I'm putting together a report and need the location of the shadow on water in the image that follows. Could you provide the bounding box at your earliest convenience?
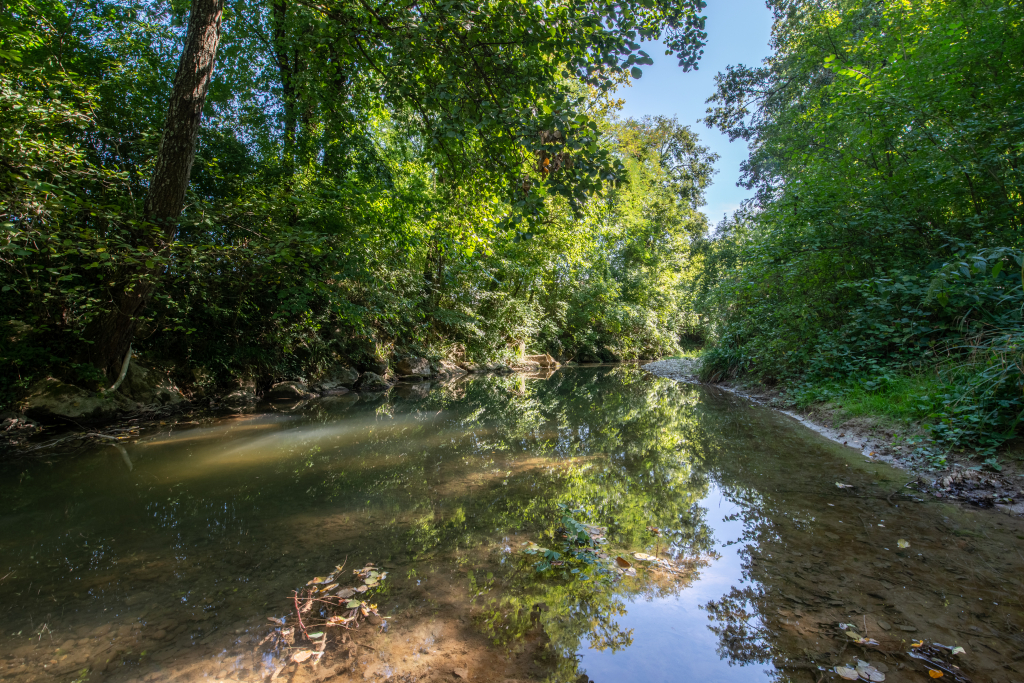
[0,367,1022,683]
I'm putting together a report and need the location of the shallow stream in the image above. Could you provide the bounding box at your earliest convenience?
[1,367,1022,683]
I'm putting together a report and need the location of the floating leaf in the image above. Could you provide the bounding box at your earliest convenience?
[835,666,859,680]
[356,585,368,593]
[950,646,965,656]
[306,577,326,586]
[836,482,853,489]
[911,640,924,648]
[292,650,314,663]
[267,617,284,625]
[614,556,632,569]
[928,671,943,679]
[307,631,325,639]
[323,583,338,592]
[897,539,910,549]
[346,599,361,608]
[336,588,356,598]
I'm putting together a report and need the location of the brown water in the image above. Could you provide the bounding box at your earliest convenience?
[1,367,1022,683]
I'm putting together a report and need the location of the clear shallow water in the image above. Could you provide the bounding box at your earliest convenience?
[1,367,1022,683]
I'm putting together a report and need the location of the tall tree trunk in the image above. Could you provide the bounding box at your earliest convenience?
[88,0,225,378]
[272,0,298,176]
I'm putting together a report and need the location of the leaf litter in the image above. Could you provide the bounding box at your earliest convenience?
[260,559,390,670]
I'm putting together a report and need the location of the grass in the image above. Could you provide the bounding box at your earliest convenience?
[796,372,946,425]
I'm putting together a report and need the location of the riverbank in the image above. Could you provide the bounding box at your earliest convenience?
[0,355,567,456]
[643,358,1024,516]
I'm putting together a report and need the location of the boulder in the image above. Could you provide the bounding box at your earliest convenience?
[456,362,479,373]
[118,363,186,407]
[354,372,390,392]
[395,356,431,377]
[314,366,359,394]
[221,383,258,408]
[434,360,468,381]
[357,357,389,375]
[524,354,560,369]
[267,381,313,401]
[21,378,132,423]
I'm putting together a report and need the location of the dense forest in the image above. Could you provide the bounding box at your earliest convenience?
[695,0,1024,458]
[2,0,1022,456]
[0,0,713,399]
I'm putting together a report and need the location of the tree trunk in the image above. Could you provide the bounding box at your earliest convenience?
[272,0,298,176]
[88,0,225,378]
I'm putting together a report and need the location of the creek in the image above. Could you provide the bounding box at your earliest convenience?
[1,366,1022,683]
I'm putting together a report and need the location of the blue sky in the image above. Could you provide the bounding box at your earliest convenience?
[617,0,775,225]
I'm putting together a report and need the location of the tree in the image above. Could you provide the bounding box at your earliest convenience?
[89,0,226,378]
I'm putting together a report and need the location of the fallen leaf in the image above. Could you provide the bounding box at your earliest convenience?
[356,585,368,593]
[323,583,338,592]
[267,617,284,625]
[897,539,910,549]
[614,556,632,569]
[911,640,924,648]
[845,630,863,640]
[836,482,854,489]
[346,599,361,608]
[336,588,356,598]
[307,631,325,639]
[950,646,965,656]
[835,665,859,680]
[928,670,943,679]
[292,650,314,663]
[306,577,327,585]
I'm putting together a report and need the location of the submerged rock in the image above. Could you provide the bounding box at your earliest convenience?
[21,378,132,423]
[267,381,313,401]
[355,372,390,392]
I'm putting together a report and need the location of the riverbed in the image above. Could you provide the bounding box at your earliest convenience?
[1,366,1021,683]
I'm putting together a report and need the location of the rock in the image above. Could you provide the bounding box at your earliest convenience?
[453,668,469,680]
[524,354,560,369]
[456,361,478,373]
[354,372,390,392]
[221,384,258,407]
[876,619,891,631]
[117,363,186,407]
[21,378,133,423]
[357,357,389,375]
[266,381,313,401]
[395,356,431,377]
[314,366,359,394]
[896,624,917,632]
[434,360,467,381]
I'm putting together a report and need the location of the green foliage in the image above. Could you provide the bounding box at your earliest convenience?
[0,0,716,406]
[694,0,1024,453]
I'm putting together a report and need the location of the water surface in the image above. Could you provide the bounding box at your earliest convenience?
[1,367,1022,683]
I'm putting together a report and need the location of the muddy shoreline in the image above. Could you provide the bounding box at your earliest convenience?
[642,358,1024,518]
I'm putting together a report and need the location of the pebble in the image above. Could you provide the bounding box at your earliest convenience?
[876,619,892,630]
